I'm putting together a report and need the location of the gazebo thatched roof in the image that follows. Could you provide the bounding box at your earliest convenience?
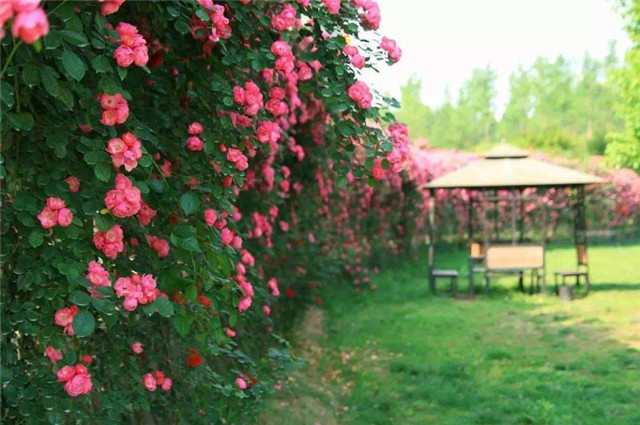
[423,143,602,190]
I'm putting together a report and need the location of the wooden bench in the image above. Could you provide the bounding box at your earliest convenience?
[553,244,590,294]
[430,269,459,294]
[483,245,545,294]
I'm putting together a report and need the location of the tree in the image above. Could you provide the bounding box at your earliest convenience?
[606,0,640,172]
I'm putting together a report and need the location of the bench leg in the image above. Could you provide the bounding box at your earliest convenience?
[452,276,458,295]
[468,262,474,295]
[576,274,580,288]
[585,273,590,293]
[518,271,524,293]
[429,273,436,294]
[554,273,558,295]
[484,274,490,295]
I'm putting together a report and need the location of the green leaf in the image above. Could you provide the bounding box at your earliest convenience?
[91,298,116,316]
[28,230,43,248]
[69,291,91,307]
[174,314,193,336]
[72,311,95,338]
[59,30,89,47]
[40,66,60,97]
[21,67,39,87]
[148,179,164,193]
[174,20,190,34]
[0,81,14,108]
[91,55,112,73]
[154,297,175,318]
[94,163,112,182]
[180,192,199,215]
[117,66,127,81]
[61,49,86,81]
[7,113,34,131]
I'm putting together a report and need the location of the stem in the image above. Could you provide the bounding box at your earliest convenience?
[0,0,71,77]
[1,41,22,78]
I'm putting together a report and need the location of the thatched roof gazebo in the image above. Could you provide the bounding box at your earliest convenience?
[421,143,602,295]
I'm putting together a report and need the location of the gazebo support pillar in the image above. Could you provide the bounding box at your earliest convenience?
[428,189,436,293]
[571,186,590,292]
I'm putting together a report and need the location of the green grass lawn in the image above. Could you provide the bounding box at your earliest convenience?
[260,242,640,425]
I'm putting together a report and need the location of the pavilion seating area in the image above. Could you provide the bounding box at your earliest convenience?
[424,143,600,296]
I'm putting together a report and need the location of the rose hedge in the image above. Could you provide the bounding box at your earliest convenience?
[0,1,415,424]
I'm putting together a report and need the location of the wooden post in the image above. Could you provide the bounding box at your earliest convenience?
[518,188,525,242]
[540,200,548,293]
[428,189,436,293]
[468,191,474,293]
[511,190,517,245]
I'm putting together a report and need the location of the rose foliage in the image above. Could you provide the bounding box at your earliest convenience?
[0,1,416,424]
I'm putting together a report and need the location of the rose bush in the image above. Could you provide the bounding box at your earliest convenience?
[0,0,413,424]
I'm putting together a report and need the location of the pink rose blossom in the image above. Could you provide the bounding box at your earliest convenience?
[45,346,63,364]
[57,208,73,227]
[323,0,341,14]
[236,376,248,389]
[188,122,203,135]
[107,132,142,171]
[54,305,78,336]
[65,176,80,193]
[225,328,236,338]
[64,372,93,397]
[104,174,141,217]
[93,225,125,259]
[348,81,373,109]
[187,136,204,151]
[131,342,144,354]
[238,296,252,312]
[98,0,126,15]
[142,373,157,392]
[204,208,217,226]
[56,366,76,382]
[11,7,49,44]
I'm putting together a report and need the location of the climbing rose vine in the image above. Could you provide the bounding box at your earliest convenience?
[0,0,416,423]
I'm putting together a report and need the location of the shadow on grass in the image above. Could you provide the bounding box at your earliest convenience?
[591,282,640,291]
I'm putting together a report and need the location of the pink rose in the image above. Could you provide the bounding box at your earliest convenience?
[262,305,272,316]
[161,378,172,391]
[225,328,236,338]
[114,45,134,67]
[122,297,138,311]
[188,122,203,135]
[11,7,49,44]
[57,208,73,227]
[131,342,144,354]
[271,41,292,57]
[348,81,373,109]
[86,261,111,288]
[371,158,384,180]
[238,296,252,312]
[46,197,65,211]
[64,372,93,397]
[56,366,76,382]
[323,0,341,14]
[37,207,58,229]
[54,306,77,328]
[204,208,217,226]
[187,136,204,151]
[45,346,63,364]
[236,376,247,389]
[142,373,157,391]
[220,228,233,245]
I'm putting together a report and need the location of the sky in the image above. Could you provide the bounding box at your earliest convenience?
[364,0,631,117]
